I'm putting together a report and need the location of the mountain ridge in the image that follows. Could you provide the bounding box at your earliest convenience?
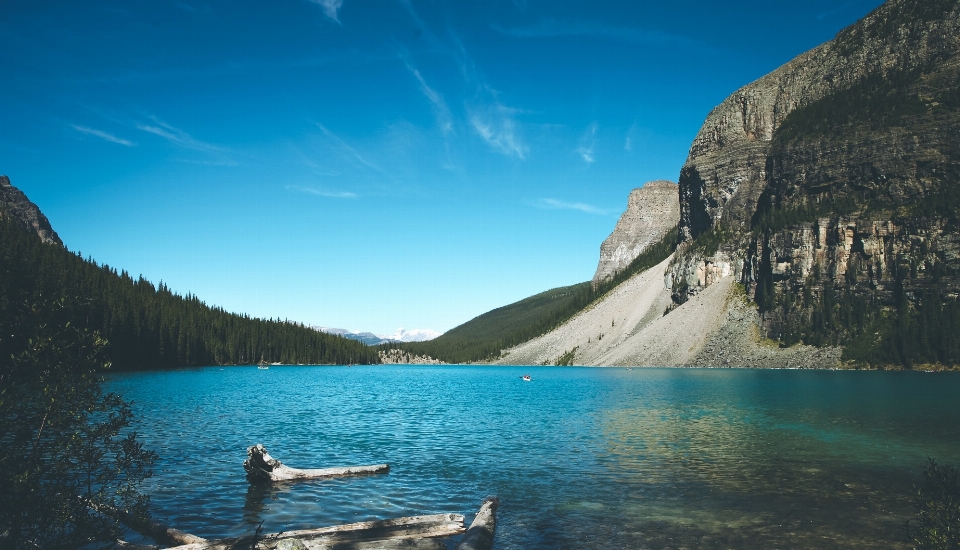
[0,175,62,246]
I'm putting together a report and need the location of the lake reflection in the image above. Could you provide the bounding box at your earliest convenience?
[108,366,960,549]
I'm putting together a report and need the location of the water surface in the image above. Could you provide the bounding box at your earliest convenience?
[107,366,960,549]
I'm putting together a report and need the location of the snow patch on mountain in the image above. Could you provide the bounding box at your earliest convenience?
[383,328,442,342]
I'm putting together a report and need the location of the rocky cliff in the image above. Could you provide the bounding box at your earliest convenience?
[668,0,960,366]
[0,175,62,246]
[592,180,679,286]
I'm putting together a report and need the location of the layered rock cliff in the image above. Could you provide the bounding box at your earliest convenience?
[676,0,960,244]
[0,175,62,246]
[592,180,679,286]
[668,0,960,365]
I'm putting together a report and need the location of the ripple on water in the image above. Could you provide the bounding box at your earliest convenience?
[107,366,960,549]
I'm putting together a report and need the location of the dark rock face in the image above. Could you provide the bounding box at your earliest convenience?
[667,0,960,362]
[0,175,62,246]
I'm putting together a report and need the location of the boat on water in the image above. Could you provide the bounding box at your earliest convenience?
[258,360,269,370]
[521,375,532,381]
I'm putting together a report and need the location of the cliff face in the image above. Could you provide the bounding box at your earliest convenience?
[593,180,679,286]
[0,175,62,246]
[668,0,960,364]
[677,0,960,243]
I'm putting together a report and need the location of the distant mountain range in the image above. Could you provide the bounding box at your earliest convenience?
[313,326,441,346]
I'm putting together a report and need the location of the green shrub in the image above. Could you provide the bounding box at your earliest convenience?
[908,459,960,550]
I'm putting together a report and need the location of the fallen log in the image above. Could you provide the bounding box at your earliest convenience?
[91,500,207,547]
[244,443,390,483]
[164,512,466,550]
[454,497,499,550]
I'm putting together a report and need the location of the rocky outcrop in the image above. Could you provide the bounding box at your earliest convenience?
[593,180,679,286]
[664,0,960,363]
[378,349,445,365]
[676,0,960,244]
[0,175,62,246]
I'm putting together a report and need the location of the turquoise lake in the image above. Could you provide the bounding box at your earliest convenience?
[107,366,960,549]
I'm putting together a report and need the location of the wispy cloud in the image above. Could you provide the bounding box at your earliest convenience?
[624,121,637,152]
[309,0,343,23]
[535,198,610,215]
[577,122,598,164]
[135,117,222,153]
[286,185,357,199]
[314,123,381,171]
[70,124,135,146]
[469,103,527,159]
[494,20,707,52]
[404,62,454,135]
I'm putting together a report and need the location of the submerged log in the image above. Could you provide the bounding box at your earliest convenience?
[243,443,390,483]
[164,512,466,550]
[92,501,207,547]
[454,497,499,550]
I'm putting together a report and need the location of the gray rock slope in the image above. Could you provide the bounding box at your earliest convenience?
[0,175,62,246]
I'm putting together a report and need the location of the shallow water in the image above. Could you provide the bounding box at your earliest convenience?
[107,366,960,549]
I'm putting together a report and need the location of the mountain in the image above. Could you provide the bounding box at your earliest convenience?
[0,175,62,246]
[483,0,960,368]
[387,328,441,342]
[665,0,960,367]
[313,326,441,345]
[593,180,679,286]
[394,230,676,364]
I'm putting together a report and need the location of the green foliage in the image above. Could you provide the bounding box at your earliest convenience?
[773,70,930,148]
[0,297,156,549]
[752,197,858,235]
[755,258,960,367]
[555,346,578,366]
[907,458,960,549]
[0,217,379,368]
[395,229,677,363]
[690,225,730,257]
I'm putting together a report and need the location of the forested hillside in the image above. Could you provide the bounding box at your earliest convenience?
[394,230,676,363]
[0,217,379,369]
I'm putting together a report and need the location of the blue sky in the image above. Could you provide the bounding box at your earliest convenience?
[1,0,884,335]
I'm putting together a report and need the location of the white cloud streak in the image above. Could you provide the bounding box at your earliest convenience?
[314,123,381,171]
[405,62,454,135]
[135,118,222,153]
[577,122,598,164]
[469,104,526,159]
[535,198,609,215]
[310,0,343,23]
[71,124,135,146]
[286,185,357,199]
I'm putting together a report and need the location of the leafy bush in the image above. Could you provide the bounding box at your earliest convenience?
[908,459,960,550]
[0,298,156,549]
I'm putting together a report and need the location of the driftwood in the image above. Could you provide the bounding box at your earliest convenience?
[164,512,466,549]
[91,500,207,547]
[244,444,390,483]
[454,497,499,550]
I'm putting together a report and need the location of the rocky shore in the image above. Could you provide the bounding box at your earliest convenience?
[378,349,445,365]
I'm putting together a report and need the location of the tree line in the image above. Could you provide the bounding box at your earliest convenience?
[0,216,380,370]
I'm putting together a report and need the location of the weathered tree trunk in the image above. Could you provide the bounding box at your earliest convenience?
[243,443,390,483]
[163,512,466,549]
[91,501,207,547]
[454,497,499,550]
